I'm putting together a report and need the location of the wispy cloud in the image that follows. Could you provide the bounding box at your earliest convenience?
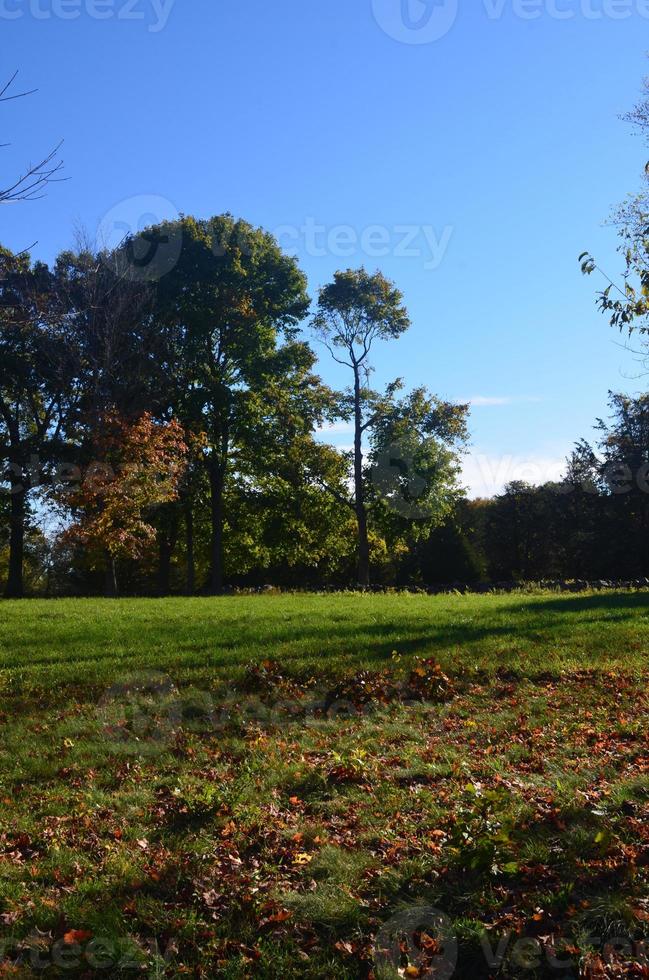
[468,396,512,407]
[465,395,543,407]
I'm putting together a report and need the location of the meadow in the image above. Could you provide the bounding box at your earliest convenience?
[0,592,648,977]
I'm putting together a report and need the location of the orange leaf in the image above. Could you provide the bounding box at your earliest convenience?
[63,929,92,945]
[265,910,292,925]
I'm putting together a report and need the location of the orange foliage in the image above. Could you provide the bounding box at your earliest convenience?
[63,413,187,563]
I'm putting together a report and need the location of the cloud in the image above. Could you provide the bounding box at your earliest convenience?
[466,395,542,407]
[462,452,567,499]
[468,396,512,407]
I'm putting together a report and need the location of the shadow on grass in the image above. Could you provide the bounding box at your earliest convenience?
[499,591,649,617]
[4,592,649,710]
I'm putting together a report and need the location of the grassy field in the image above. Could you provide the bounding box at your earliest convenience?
[0,592,648,977]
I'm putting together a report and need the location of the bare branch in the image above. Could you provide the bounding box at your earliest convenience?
[1,141,65,203]
[0,71,37,103]
[1,73,65,204]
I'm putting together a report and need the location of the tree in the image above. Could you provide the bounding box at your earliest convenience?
[228,380,353,586]
[482,482,556,581]
[30,244,186,597]
[52,247,166,430]
[59,412,187,596]
[312,269,411,586]
[0,487,50,594]
[581,71,649,336]
[0,246,77,598]
[154,215,311,593]
[464,407,649,584]
[368,385,469,539]
[406,519,485,586]
[1,72,64,205]
[587,392,649,576]
[153,430,207,596]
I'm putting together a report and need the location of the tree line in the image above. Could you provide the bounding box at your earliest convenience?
[454,394,649,584]
[0,218,470,597]
[3,69,649,598]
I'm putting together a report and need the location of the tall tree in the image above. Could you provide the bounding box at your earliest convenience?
[0,246,76,598]
[52,248,166,431]
[312,269,410,586]
[153,215,311,593]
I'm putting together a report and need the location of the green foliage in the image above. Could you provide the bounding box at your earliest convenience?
[368,385,469,537]
[449,783,517,874]
[406,520,485,585]
[466,391,649,583]
[582,73,649,334]
[312,267,410,350]
[312,268,468,586]
[148,214,326,591]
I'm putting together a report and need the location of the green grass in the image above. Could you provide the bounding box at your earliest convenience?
[0,592,648,977]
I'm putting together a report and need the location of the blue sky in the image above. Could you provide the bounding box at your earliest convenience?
[2,0,648,495]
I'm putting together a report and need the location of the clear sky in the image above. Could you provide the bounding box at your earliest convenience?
[2,0,648,495]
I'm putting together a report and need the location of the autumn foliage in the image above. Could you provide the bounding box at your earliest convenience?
[62,413,188,567]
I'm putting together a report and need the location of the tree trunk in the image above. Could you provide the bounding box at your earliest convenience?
[157,539,174,597]
[185,501,195,596]
[353,364,370,587]
[156,509,179,597]
[105,553,118,598]
[356,502,371,588]
[5,476,25,599]
[209,461,225,594]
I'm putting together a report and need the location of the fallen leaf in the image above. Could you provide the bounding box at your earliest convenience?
[293,852,313,865]
[63,929,92,945]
